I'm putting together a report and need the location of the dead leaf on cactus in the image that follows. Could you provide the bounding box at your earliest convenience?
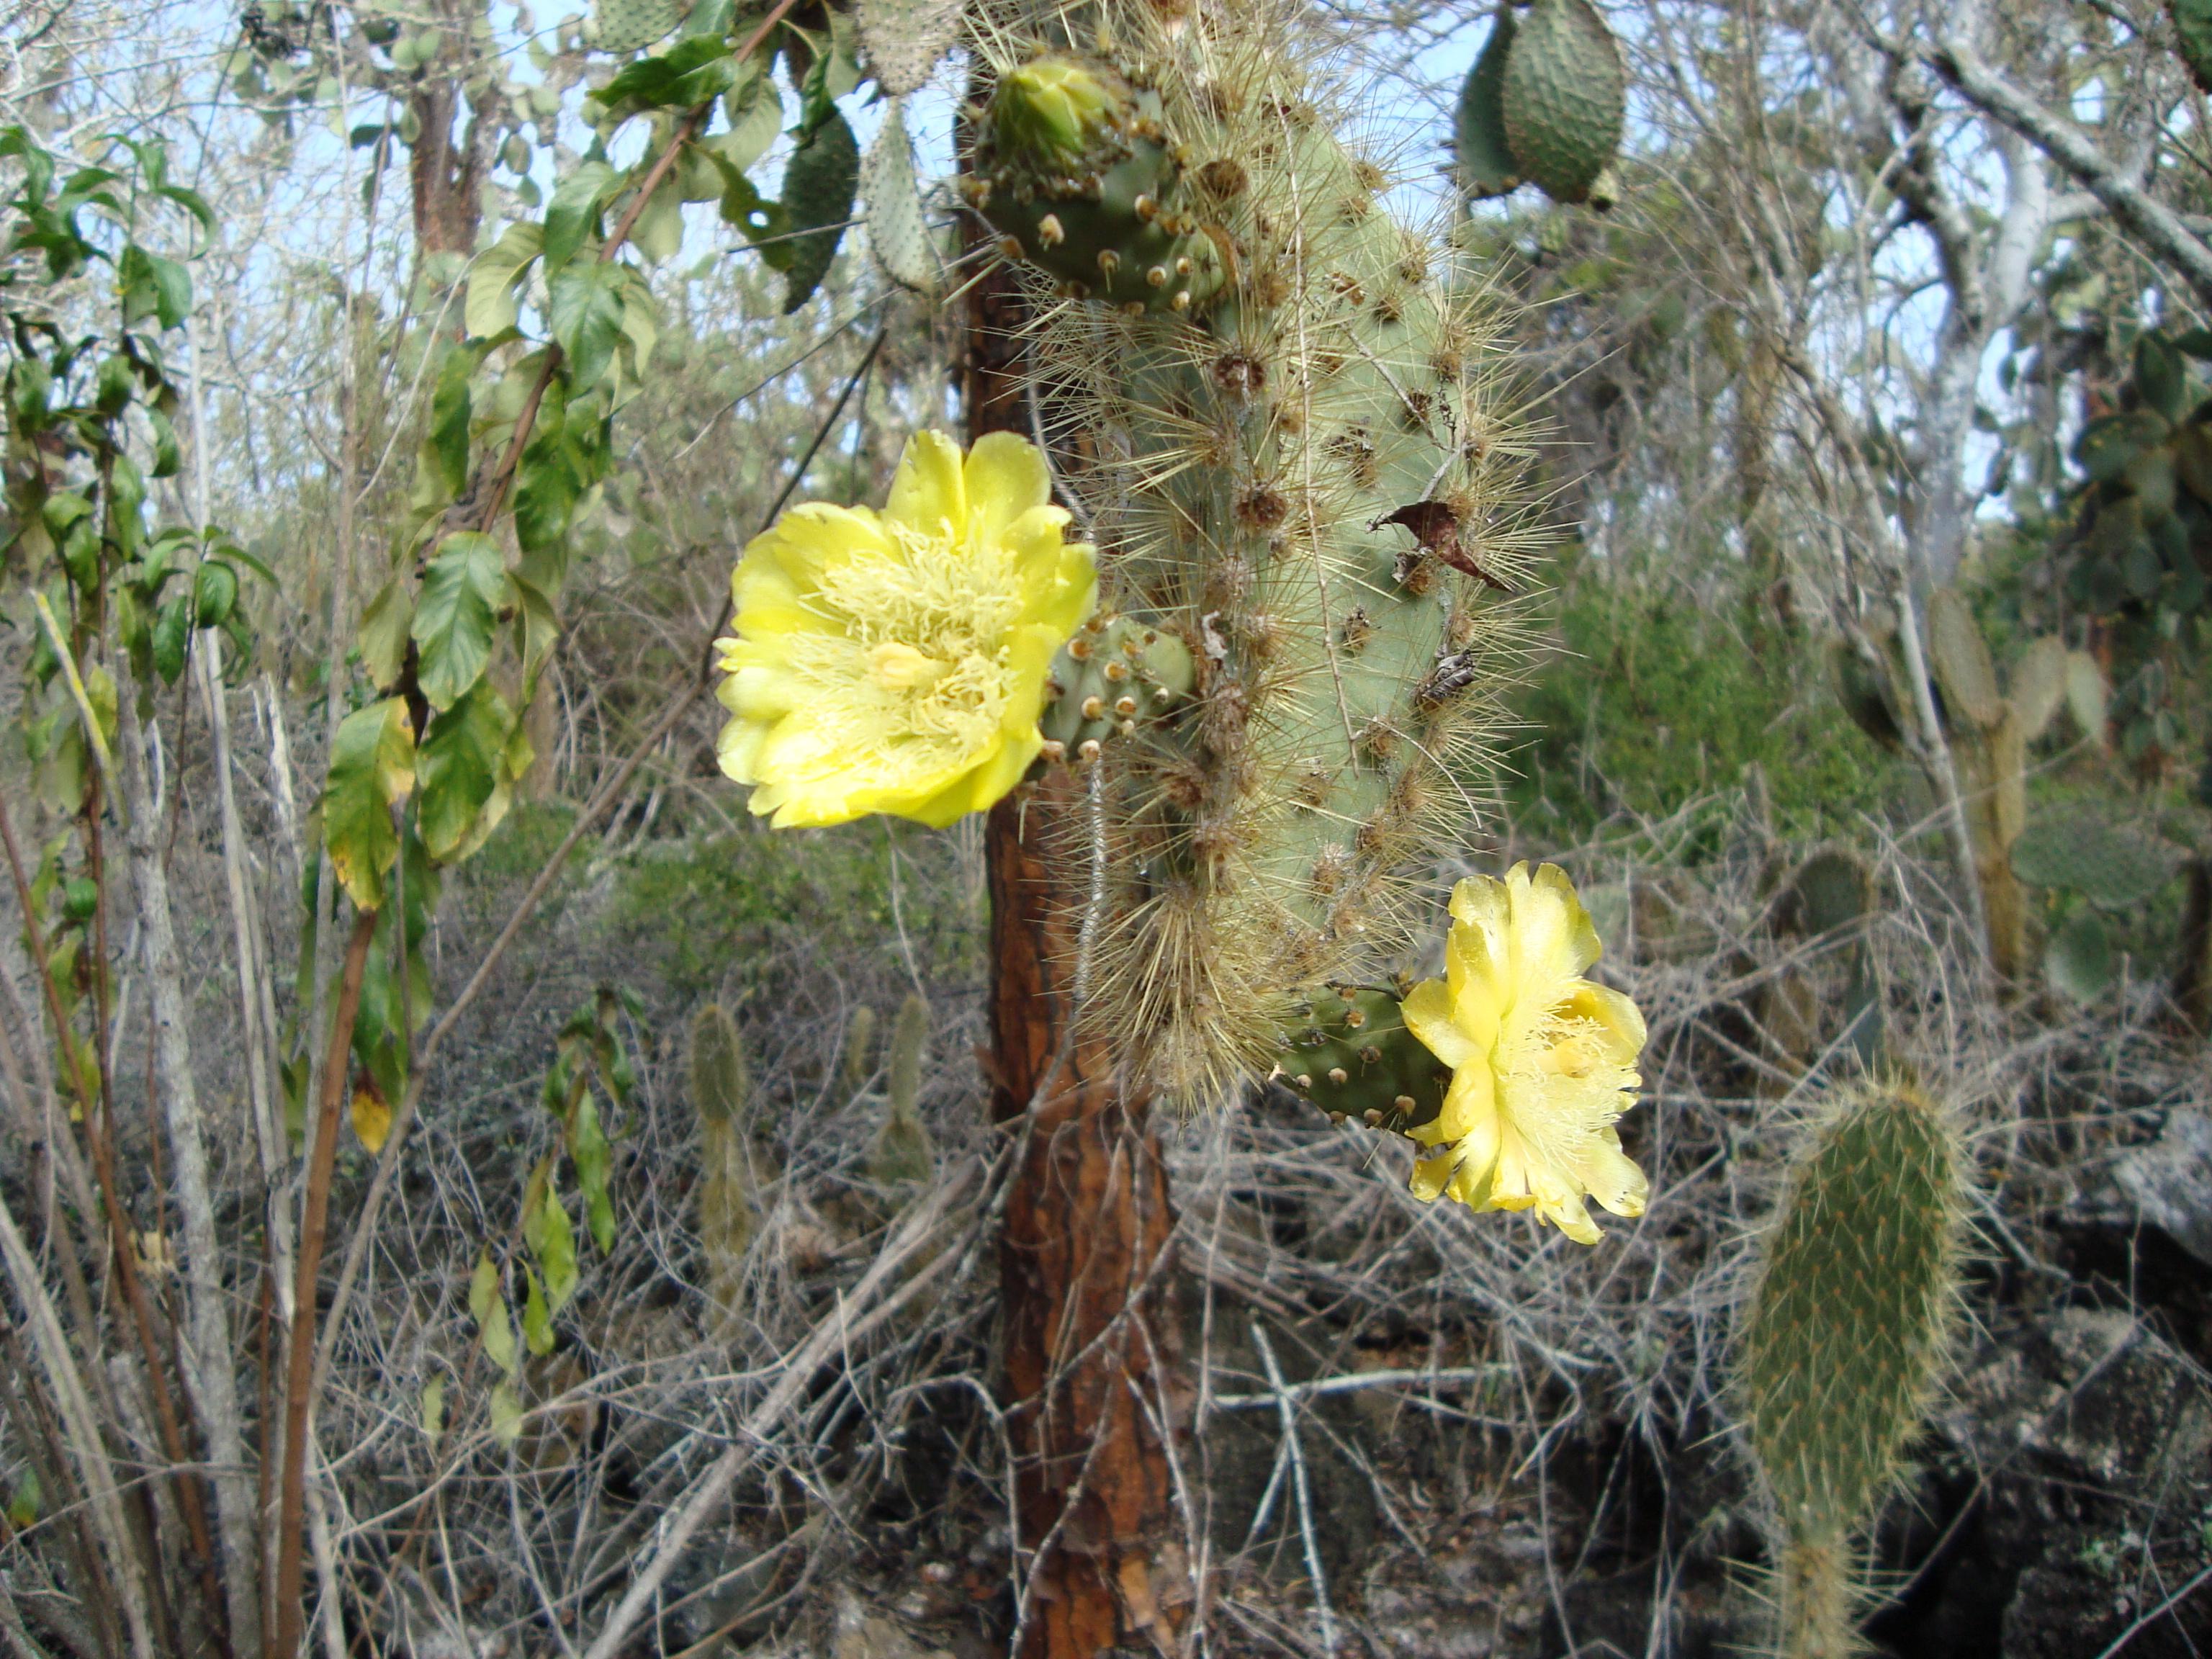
[1371,499,1514,591]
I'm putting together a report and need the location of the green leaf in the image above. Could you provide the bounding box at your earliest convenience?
[469,1251,518,1375]
[147,407,181,478]
[525,1175,579,1313]
[714,59,783,176]
[421,1375,446,1442]
[2177,0,2212,91]
[2075,411,2167,484]
[716,166,792,267]
[521,1265,555,1357]
[572,1087,615,1254]
[322,698,416,911]
[118,243,192,331]
[489,1380,524,1445]
[150,593,192,684]
[513,576,560,683]
[542,161,619,276]
[467,221,545,339]
[415,681,516,862]
[411,532,506,709]
[357,578,413,691]
[631,171,685,265]
[549,261,628,394]
[778,110,858,313]
[193,559,238,628]
[2138,332,2189,423]
[599,33,736,110]
[428,347,478,498]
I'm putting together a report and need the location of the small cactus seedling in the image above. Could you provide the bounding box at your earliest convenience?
[1738,1080,1969,1658]
[688,1003,760,1327]
[840,1002,879,1097]
[867,992,935,1190]
[969,0,1534,1099]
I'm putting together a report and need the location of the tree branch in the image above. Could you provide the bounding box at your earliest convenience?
[1929,35,2212,309]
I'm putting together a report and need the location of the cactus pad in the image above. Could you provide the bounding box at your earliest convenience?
[1272,984,1449,1133]
[1740,1080,1966,1650]
[968,0,1531,1097]
[1498,0,1624,206]
[2008,804,2180,909]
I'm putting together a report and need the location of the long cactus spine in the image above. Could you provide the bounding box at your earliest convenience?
[1738,1080,1969,1658]
[970,0,1529,1100]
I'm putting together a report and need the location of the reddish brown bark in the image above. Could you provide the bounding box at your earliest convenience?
[969,224,1192,1653]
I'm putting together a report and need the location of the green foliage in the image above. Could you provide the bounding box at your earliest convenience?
[2174,0,2212,94]
[1740,1080,1969,1658]
[1515,591,1895,835]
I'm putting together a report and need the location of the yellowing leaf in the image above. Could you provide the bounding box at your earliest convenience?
[489,1380,525,1447]
[350,1085,393,1153]
[322,698,416,910]
[416,681,517,863]
[465,220,544,339]
[421,1375,445,1442]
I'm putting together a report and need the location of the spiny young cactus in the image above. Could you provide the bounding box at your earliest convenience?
[840,1002,879,1097]
[688,1003,759,1326]
[1739,1079,1969,1658]
[966,0,1532,1100]
[868,991,935,1190]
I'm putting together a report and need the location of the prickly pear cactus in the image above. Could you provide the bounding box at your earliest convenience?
[966,0,1529,1098]
[1739,1080,1969,1658]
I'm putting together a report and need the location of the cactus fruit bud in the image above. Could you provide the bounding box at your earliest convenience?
[1740,1079,1969,1658]
[992,54,1130,174]
[974,52,1226,311]
[1274,985,1449,1131]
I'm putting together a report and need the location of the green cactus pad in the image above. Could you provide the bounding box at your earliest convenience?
[1741,1082,1966,1537]
[594,0,688,54]
[2008,804,2180,909]
[1273,986,1450,1133]
[1498,0,1624,206]
[975,1,1528,1097]
[1453,8,1521,199]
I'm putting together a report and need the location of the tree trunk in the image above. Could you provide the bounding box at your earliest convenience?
[968,240,1192,1653]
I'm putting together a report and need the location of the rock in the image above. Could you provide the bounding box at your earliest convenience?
[2113,1110,2212,1265]
[1894,1308,2212,1658]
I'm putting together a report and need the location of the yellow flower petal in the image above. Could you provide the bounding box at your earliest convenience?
[886,430,966,537]
[1398,864,1650,1245]
[964,431,1053,542]
[714,431,1097,830]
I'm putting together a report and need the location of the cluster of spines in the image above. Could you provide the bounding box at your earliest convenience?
[1737,1079,1969,1657]
[972,0,1533,1097]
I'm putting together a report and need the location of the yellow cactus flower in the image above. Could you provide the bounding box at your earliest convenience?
[714,430,1097,830]
[1399,863,1650,1244]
